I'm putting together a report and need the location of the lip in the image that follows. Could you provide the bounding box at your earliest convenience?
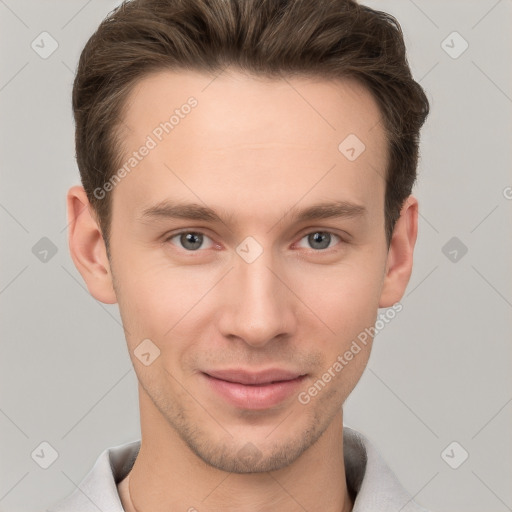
[205,368,304,385]
[201,369,307,410]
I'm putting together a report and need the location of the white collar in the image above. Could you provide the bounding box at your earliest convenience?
[48,426,429,511]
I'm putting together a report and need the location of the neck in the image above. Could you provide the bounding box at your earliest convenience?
[120,385,353,512]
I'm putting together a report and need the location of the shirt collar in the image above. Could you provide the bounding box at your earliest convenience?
[48,427,428,512]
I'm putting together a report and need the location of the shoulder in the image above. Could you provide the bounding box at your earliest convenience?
[343,426,433,512]
[47,440,140,512]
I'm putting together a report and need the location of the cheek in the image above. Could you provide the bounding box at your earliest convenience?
[290,257,384,335]
[113,260,216,368]
[113,263,173,347]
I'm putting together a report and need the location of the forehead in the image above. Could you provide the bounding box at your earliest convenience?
[121,68,386,150]
[114,68,388,222]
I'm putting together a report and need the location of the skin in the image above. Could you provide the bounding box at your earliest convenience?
[67,68,418,512]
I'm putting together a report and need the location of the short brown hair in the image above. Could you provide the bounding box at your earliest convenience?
[72,0,429,254]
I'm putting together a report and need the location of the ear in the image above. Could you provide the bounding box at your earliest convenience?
[67,185,117,304]
[379,195,418,307]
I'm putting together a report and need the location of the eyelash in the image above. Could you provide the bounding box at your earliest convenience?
[163,229,345,253]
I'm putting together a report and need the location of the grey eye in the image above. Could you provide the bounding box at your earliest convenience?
[296,231,341,250]
[167,231,215,251]
[180,232,203,250]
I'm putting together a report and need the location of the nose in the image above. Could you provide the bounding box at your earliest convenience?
[217,248,297,348]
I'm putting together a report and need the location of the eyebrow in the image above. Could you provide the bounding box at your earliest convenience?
[137,199,367,227]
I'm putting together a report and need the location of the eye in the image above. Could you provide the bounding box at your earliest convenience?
[164,230,343,252]
[165,231,215,251]
[296,231,342,251]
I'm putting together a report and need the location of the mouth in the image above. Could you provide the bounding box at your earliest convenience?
[204,368,306,384]
[201,369,307,410]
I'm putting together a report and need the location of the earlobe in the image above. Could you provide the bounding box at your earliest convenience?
[378,195,418,308]
[67,185,117,304]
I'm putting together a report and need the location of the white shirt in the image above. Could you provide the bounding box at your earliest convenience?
[48,427,430,511]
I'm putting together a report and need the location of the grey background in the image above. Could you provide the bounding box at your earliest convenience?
[0,1,510,511]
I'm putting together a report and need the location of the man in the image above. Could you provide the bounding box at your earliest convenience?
[49,0,430,510]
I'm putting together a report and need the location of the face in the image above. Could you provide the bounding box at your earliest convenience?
[75,68,408,473]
